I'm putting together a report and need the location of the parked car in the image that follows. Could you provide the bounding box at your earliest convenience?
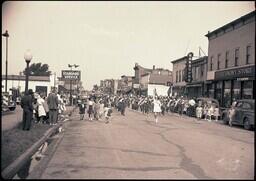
[222,99,255,130]
[1,92,16,112]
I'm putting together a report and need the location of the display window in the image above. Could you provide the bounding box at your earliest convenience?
[242,80,253,99]
[223,81,231,108]
[215,81,222,106]
[233,80,241,101]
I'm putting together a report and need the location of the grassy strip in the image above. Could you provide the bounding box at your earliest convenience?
[1,121,51,171]
[1,107,75,172]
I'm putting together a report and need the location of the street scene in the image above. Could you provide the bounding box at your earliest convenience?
[1,1,255,180]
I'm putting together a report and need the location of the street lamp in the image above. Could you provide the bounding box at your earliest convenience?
[68,64,79,106]
[24,50,33,93]
[2,30,9,93]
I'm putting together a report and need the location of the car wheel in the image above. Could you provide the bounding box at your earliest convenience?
[243,118,251,130]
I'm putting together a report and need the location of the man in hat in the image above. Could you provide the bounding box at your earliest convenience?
[21,89,34,130]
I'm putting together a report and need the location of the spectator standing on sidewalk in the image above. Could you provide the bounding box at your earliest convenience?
[196,102,203,120]
[37,93,46,124]
[21,89,34,131]
[228,104,236,127]
[47,89,59,125]
[42,95,49,124]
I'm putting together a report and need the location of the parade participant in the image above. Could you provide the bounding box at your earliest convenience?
[79,99,86,120]
[21,89,34,131]
[104,104,113,124]
[37,93,46,124]
[87,98,94,121]
[120,98,127,116]
[153,95,162,123]
[94,99,101,120]
[207,104,214,122]
[99,100,105,120]
[47,89,59,125]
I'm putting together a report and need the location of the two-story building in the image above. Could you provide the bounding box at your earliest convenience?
[171,56,187,96]
[186,56,208,98]
[133,63,172,96]
[205,10,255,108]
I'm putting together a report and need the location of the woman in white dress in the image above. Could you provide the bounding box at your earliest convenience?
[153,96,162,123]
[37,94,46,123]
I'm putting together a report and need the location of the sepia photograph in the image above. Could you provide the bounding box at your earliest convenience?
[1,1,255,179]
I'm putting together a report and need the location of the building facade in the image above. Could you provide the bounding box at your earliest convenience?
[133,63,172,96]
[1,74,55,96]
[171,56,187,96]
[205,11,255,108]
[186,56,208,98]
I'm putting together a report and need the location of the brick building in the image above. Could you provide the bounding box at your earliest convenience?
[205,10,255,108]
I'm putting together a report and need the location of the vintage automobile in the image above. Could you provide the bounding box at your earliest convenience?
[1,92,16,112]
[222,99,255,130]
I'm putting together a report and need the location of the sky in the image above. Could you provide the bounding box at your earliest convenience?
[2,1,255,90]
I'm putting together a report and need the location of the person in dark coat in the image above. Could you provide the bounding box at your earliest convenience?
[20,89,34,131]
[47,90,59,125]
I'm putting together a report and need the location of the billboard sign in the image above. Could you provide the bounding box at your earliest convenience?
[62,70,81,80]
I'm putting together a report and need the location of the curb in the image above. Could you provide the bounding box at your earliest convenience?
[1,108,74,179]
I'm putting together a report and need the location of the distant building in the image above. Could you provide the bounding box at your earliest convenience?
[205,10,255,108]
[133,63,172,96]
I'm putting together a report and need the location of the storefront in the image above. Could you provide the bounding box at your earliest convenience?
[206,65,255,108]
[186,82,205,98]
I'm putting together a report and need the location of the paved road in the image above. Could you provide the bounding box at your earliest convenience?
[40,109,254,179]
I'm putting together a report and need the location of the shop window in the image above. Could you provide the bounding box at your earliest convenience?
[225,51,229,68]
[235,48,239,67]
[201,64,204,76]
[232,80,241,101]
[242,80,253,99]
[176,71,178,83]
[207,84,214,98]
[215,81,222,106]
[223,81,231,108]
[246,45,251,64]
[242,102,251,109]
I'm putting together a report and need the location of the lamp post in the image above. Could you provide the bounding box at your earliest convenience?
[24,50,33,93]
[68,64,79,106]
[2,30,9,93]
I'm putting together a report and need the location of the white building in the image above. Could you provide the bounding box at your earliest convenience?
[1,74,55,96]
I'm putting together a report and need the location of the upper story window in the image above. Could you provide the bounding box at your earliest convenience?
[225,51,229,68]
[217,54,221,70]
[210,56,213,71]
[235,48,239,67]
[201,64,204,76]
[176,71,178,83]
[179,70,181,82]
[246,45,251,64]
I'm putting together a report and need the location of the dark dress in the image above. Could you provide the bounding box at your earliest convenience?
[79,103,86,114]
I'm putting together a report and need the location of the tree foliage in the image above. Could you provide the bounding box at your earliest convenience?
[23,63,51,76]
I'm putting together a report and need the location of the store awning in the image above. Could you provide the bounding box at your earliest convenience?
[186,83,202,88]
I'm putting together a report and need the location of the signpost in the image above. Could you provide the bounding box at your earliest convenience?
[61,70,81,80]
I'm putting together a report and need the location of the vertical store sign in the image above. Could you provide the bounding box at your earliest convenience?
[187,52,193,83]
